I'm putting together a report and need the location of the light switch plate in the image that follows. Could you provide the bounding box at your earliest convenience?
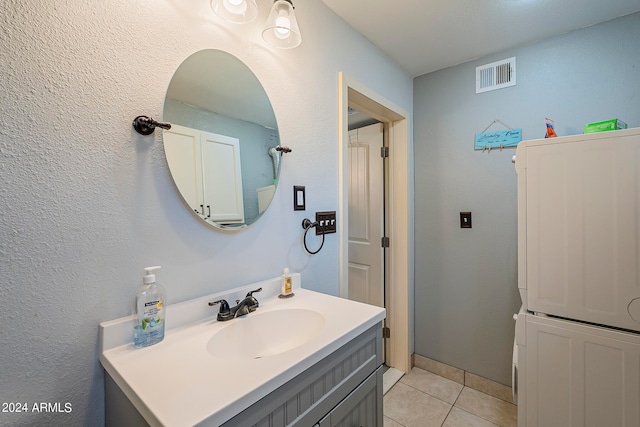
[316,211,337,235]
[460,212,472,228]
[294,186,305,211]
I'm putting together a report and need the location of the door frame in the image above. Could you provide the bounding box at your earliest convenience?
[338,72,413,374]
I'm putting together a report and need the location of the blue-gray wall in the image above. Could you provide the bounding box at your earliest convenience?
[0,1,412,425]
[413,12,640,385]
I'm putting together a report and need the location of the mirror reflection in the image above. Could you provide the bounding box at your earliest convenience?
[163,49,280,230]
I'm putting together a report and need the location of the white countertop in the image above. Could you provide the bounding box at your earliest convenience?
[99,274,386,426]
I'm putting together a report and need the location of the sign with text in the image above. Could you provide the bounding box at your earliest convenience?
[474,129,522,150]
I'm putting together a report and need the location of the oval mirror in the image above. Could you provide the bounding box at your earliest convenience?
[163,49,281,230]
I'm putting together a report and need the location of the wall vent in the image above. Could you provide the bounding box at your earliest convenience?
[476,57,516,94]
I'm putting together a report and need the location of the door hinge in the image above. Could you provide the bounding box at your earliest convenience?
[381,146,389,158]
[381,236,390,248]
[382,326,391,338]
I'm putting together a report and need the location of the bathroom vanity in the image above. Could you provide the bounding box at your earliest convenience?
[99,274,385,426]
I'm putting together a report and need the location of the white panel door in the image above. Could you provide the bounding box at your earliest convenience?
[200,131,244,224]
[348,123,384,308]
[524,314,640,427]
[523,130,640,331]
[163,125,203,213]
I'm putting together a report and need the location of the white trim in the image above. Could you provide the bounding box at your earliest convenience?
[338,72,413,374]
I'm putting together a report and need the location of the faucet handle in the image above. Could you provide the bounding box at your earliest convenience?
[245,287,262,312]
[246,287,262,297]
[208,299,230,315]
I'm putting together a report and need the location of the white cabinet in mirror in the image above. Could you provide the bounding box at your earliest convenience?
[164,124,245,225]
[163,49,281,230]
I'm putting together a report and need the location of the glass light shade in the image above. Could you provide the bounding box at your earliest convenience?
[262,0,302,49]
[210,0,258,24]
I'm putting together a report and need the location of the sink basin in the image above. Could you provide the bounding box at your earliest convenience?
[207,309,326,360]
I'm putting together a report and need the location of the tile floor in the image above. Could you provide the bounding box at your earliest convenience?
[384,367,517,427]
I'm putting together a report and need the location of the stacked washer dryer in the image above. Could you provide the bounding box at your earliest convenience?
[513,127,640,426]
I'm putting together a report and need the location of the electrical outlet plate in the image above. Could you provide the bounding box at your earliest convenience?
[315,211,336,235]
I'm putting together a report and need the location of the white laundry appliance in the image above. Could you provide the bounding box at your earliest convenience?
[513,128,640,427]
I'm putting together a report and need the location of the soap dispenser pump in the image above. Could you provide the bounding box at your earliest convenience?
[133,266,166,348]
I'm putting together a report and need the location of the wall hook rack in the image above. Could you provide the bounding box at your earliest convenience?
[132,115,172,135]
[474,118,522,152]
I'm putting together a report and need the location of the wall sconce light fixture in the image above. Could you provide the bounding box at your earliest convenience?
[262,0,302,49]
[211,0,302,49]
[210,0,258,24]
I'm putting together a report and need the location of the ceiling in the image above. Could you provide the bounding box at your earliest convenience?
[322,0,640,77]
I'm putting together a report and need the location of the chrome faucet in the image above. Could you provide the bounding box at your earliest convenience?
[208,287,262,321]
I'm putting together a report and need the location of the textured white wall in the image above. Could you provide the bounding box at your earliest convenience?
[0,0,412,424]
[413,12,640,386]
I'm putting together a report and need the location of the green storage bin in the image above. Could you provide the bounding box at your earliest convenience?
[584,119,627,134]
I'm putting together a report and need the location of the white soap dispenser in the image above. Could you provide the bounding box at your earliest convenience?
[133,266,166,348]
[279,267,294,298]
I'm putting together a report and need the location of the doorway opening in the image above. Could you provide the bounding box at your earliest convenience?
[338,73,413,382]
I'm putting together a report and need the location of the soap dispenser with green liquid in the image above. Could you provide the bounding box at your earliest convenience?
[133,266,166,348]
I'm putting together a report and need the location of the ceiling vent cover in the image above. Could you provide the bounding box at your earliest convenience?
[476,57,516,94]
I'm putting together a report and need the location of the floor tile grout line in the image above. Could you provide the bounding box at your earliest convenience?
[438,385,464,427]
[417,365,514,405]
[453,387,513,427]
[387,376,514,427]
[395,378,462,427]
[455,408,503,427]
[410,366,517,407]
[384,413,408,427]
[440,405,454,427]
[397,378,458,407]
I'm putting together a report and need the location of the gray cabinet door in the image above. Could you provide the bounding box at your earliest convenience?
[318,367,383,427]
